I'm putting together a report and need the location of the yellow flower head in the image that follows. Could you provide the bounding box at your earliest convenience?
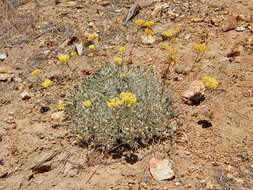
[134,19,145,27]
[31,69,43,77]
[174,26,182,34]
[113,56,122,65]
[144,28,155,36]
[87,53,94,57]
[120,92,137,107]
[57,100,65,111]
[162,31,173,38]
[41,79,53,88]
[87,33,98,41]
[161,43,170,50]
[119,46,126,54]
[107,98,124,109]
[201,76,218,90]
[193,44,208,53]
[161,43,177,54]
[144,21,155,28]
[58,54,70,64]
[70,51,78,57]
[82,100,92,108]
[88,44,96,50]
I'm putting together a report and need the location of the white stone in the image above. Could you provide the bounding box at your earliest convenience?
[235,26,246,32]
[0,53,7,61]
[20,91,32,100]
[142,35,156,45]
[51,111,65,122]
[75,43,83,56]
[149,158,175,181]
[182,80,205,105]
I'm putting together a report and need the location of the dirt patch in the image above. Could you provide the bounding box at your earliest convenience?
[0,0,253,189]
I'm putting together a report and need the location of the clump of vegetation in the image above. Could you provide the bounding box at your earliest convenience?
[161,26,182,40]
[161,43,177,64]
[201,76,218,90]
[64,63,174,152]
[192,43,208,63]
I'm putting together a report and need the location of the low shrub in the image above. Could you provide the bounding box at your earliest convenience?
[65,63,174,152]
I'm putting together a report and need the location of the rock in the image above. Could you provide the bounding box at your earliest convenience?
[151,3,169,17]
[182,80,205,105]
[51,111,65,121]
[137,0,154,8]
[0,66,14,74]
[223,15,239,32]
[97,0,110,6]
[227,44,243,57]
[14,77,22,83]
[175,64,191,75]
[0,66,15,82]
[0,73,14,82]
[184,34,191,40]
[149,158,175,181]
[20,91,32,100]
[235,26,246,32]
[75,43,83,56]
[142,35,156,45]
[0,52,7,61]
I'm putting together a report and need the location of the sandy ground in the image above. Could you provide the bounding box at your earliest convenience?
[0,0,253,189]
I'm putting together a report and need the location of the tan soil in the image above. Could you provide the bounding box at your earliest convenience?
[0,0,253,189]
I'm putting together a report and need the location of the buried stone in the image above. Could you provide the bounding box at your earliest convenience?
[182,80,205,105]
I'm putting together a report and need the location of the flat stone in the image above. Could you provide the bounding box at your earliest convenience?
[175,64,191,75]
[149,158,175,181]
[51,111,65,122]
[0,73,14,82]
[20,91,32,100]
[0,53,7,61]
[75,43,83,56]
[182,80,205,105]
[151,3,169,17]
[142,35,156,45]
[235,26,246,32]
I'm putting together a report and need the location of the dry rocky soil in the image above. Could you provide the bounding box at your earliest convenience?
[0,0,253,189]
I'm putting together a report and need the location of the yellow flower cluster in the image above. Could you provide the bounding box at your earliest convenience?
[31,69,43,77]
[119,46,126,54]
[82,100,92,108]
[107,97,124,109]
[193,44,208,53]
[41,79,53,88]
[135,19,155,28]
[113,56,122,65]
[134,19,145,26]
[107,92,137,109]
[70,51,78,57]
[144,28,155,36]
[57,100,65,111]
[162,31,173,38]
[144,21,155,28]
[161,43,177,61]
[162,26,181,39]
[87,33,98,41]
[119,92,137,107]
[88,44,96,50]
[58,54,70,64]
[135,19,156,36]
[201,76,218,90]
